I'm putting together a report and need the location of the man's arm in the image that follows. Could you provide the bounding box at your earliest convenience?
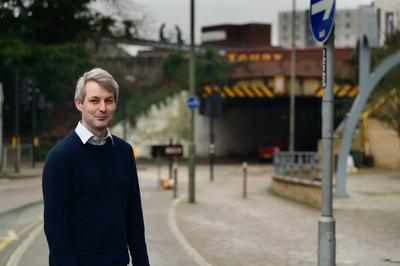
[127,150,150,266]
[42,150,79,266]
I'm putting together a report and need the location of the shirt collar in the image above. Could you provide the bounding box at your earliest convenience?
[75,122,114,145]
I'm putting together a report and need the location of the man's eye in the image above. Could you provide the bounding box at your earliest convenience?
[106,99,114,103]
[90,100,98,103]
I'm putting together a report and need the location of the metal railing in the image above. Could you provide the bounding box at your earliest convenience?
[2,144,34,169]
[273,152,321,182]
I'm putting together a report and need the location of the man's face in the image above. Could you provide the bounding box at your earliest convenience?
[75,81,117,135]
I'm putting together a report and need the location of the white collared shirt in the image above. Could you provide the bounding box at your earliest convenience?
[75,122,114,146]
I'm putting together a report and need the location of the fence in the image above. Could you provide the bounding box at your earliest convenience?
[273,152,321,182]
[2,144,34,168]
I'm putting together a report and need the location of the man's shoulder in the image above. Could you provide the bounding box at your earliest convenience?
[48,131,80,156]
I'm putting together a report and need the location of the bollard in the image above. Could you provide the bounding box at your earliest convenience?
[242,162,248,198]
[157,150,162,188]
[173,162,178,198]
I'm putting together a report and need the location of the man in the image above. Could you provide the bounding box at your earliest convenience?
[42,68,150,266]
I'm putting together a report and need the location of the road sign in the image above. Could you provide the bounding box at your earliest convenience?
[186,96,200,109]
[310,0,335,43]
[273,75,286,94]
[165,146,182,155]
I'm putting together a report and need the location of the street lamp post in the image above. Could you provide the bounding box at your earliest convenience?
[188,0,196,203]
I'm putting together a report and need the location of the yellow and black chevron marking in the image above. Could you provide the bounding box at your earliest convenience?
[315,84,359,98]
[203,86,275,98]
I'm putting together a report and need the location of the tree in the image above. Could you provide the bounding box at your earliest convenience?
[121,47,241,127]
[0,0,150,139]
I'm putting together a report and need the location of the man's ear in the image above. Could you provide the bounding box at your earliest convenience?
[75,99,83,112]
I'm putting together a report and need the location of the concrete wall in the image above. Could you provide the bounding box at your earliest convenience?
[111,90,191,158]
[271,176,322,208]
[367,118,400,170]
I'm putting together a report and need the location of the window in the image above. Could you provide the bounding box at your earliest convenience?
[295,35,300,40]
[345,23,350,29]
[283,35,287,41]
[283,25,287,31]
[345,34,350,39]
[345,12,350,18]
[283,14,288,21]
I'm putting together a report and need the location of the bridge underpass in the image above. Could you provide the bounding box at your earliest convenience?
[195,85,357,158]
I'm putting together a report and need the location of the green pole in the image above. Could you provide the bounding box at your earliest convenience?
[188,0,196,203]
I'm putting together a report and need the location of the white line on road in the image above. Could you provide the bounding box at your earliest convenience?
[5,222,43,266]
[168,195,213,266]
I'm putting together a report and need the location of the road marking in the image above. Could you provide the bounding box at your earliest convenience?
[168,195,213,266]
[7,230,18,240]
[0,217,43,252]
[5,222,43,266]
[16,215,43,225]
[0,230,17,240]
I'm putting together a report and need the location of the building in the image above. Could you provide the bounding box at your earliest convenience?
[201,23,272,48]
[375,0,400,45]
[278,9,358,48]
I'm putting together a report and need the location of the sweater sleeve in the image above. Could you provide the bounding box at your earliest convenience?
[126,149,150,266]
[42,149,78,266]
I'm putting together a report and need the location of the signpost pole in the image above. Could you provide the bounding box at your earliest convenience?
[318,23,335,266]
[209,90,214,182]
[188,0,196,203]
[309,0,336,264]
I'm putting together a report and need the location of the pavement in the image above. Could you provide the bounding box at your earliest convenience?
[0,160,400,266]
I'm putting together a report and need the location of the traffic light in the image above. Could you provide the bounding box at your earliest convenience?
[200,89,222,117]
[19,77,31,108]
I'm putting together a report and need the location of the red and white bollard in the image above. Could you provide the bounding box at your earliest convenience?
[243,162,248,198]
[365,139,370,158]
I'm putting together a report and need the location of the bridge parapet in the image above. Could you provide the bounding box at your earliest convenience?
[271,152,322,208]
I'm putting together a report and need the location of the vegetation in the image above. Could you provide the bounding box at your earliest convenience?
[368,30,400,138]
[123,47,241,126]
[0,0,148,140]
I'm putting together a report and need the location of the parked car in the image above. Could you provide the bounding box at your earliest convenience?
[258,146,280,161]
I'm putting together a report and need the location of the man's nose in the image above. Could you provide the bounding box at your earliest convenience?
[99,101,107,111]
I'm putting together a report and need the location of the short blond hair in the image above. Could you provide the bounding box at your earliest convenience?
[75,68,119,102]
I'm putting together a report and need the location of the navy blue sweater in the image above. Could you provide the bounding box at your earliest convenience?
[42,131,150,266]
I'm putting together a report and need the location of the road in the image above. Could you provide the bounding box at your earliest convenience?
[0,162,399,266]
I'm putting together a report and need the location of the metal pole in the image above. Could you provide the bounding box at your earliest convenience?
[188,0,196,203]
[122,86,127,141]
[14,71,20,173]
[173,162,178,199]
[243,162,248,198]
[210,91,214,182]
[289,0,296,152]
[0,83,3,171]
[32,86,37,168]
[318,28,335,266]
[157,150,161,188]
[169,139,173,180]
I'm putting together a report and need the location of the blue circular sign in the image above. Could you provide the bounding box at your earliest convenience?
[310,0,335,43]
[186,96,200,109]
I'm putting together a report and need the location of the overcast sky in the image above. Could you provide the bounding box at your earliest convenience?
[134,0,374,46]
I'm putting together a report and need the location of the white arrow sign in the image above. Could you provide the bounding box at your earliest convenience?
[0,230,18,240]
[311,0,334,20]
